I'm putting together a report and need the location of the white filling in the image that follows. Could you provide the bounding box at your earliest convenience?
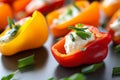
[64,26,95,54]
[110,19,120,36]
[26,0,45,13]
[53,6,80,24]
[0,17,30,42]
[103,0,117,7]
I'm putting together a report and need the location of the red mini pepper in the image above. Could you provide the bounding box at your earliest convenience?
[14,0,65,20]
[51,24,111,67]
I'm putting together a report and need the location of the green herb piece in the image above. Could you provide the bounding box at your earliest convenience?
[10,25,20,37]
[70,33,75,42]
[72,2,80,11]
[81,62,104,74]
[8,17,15,29]
[68,26,91,40]
[112,67,120,76]
[77,24,83,27]
[114,44,120,53]
[48,77,56,80]
[68,26,88,31]
[18,55,35,69]
[76,31,91,40]
[60,73,86,80]
[1,70,18,80]
[1,73,14,80]
[67,8,73,15]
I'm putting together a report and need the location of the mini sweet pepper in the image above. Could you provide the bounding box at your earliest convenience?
[14,0,65,20]
[47,1,100,37]
[51,24,111,67]
[101,0,120,18]
[106,10,120,44]
[0,11,48,56]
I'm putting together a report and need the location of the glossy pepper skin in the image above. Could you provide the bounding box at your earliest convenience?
[0,11,48,56]
[51,25,111,67]
[46,1,100,37]
[106,10,120,44]
[101,0,120,18]
[14,0,65,20]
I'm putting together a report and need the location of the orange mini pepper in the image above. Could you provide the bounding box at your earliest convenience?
[101,0,120,18]
[0,2,13,32]
[106,10,120,44]
[46,1,100,37]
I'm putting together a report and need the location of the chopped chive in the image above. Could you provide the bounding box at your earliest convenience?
[8,17,15,29]
[114,44,120,53]
[112,67,120,76]
[48,77,56,80]
[70,33,75,42]
[72,2,80,11]
[76,31,91,40]
[1,70,18,80]
[81,62,104,74]
[1,73,14,80]
[18,55,35,69]
[60,73,86,80]
[67,8,73,15]
[77,24,83,27]
[68,26,88,31]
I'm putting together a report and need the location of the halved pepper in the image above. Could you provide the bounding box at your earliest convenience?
[51,25,111,67]
[14,0,65,20]
[101,0,120,18]
[46,1,100,37]
[0,11,48,56]
[106,10,120,44]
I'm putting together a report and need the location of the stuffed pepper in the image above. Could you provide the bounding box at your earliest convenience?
[14,0,65,20]
[101,0,120,18]
[51,24,111,67]
[106,10,120,44]
[46,1,100,37]
[0,11,48,56]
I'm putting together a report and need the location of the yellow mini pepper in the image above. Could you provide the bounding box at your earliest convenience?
[0,11,48,56]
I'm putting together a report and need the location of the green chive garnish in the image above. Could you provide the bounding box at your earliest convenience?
[68,25,91,40]
[70,33,75,42]
[1,70,18,80]
[48,77,56,80]
[77,23,83,27]
[8,17,15,29]
[112,67,120,76]
[81,62,104,74]
[67,8,73,15]
[69,26,88,31]
[60,73,86,80]
[1,73,14,80]
[18,55,35,69]
[114,44,120,53]
[76,31,91,40]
